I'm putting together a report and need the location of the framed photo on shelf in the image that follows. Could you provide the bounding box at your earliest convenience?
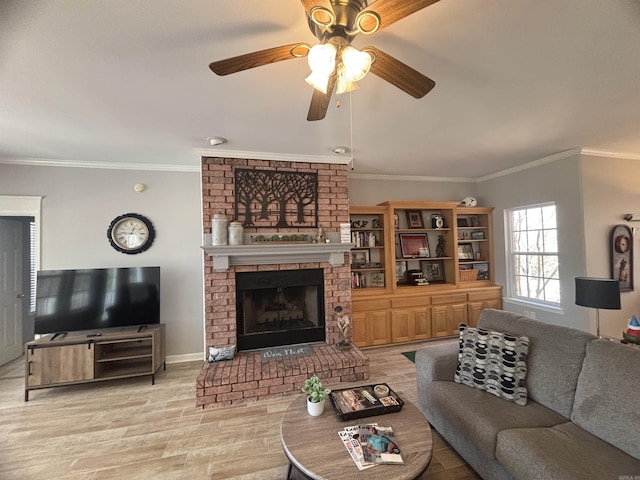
[421,260,445,282]
[457,218,469,227]
[405,210,425,229]
[351,249,370,267]
[470,216,479,227]
[471,231,485,240]
[399,233,430,257]
[396,261,407,283]
[370,272,385,287]
[475,263,489,280]
[457,243,474,260]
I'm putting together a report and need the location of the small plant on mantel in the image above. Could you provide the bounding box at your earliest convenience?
[302,375,331,403]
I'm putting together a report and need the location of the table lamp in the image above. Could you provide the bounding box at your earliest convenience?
[575,277,621,338]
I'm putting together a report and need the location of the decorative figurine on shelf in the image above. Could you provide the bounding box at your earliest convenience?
[623,315,640,345]
[436,235,445,258]
[335,305,352,350]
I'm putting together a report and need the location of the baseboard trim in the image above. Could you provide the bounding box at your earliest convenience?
[166,352,204,364]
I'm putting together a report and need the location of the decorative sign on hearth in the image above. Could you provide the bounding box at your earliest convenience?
[234,168,318,228]
[261,344,312,361]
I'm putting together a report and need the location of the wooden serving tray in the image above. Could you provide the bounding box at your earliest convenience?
[328,383,404,421]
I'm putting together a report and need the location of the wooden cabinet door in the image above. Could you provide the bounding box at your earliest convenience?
[467,301,484,328]
[432,303,467,337]
[413,307,432,340]
[391,310,412,343]
[467,296,502,328]
[432,305,451,337]
[369,310,392,345]
[352,312,369,346]
[27,344,94,387]
[450,302,467,334]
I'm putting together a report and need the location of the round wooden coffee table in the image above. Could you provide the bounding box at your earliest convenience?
[281,394,432,480]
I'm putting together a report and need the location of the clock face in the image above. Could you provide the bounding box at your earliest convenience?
[615,235,630,253]
[107,213,155,254]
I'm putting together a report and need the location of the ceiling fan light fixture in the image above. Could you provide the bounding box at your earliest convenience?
[307,43,336,76]
[336,65,359,95]
[341,46,371,82]
[305,71,331,94]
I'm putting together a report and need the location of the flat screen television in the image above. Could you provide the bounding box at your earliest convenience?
[34,266,160,335]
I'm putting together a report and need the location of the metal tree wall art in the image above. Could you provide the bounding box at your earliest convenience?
[234,168,318,228]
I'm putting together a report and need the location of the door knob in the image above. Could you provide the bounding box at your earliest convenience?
[16,293,25,299]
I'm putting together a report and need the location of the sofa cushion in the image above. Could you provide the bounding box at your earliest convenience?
[428,380,566,460]
[454,323,529,405]
[478,309,596,418]
[496,421,640,480]
[572,339,640,460]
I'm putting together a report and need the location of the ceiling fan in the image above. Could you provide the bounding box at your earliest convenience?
[209,0,438,121]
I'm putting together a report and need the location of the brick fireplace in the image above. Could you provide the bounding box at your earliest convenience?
[196,157,369,408]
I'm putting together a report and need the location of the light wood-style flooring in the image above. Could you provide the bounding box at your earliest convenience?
[0,340,481,480]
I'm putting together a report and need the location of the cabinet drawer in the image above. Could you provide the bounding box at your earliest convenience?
[352,299,391,311]
[431,293,467,305]
[392,296,431,308]
[468,290,502,302]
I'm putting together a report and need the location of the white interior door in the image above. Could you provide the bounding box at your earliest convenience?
[0,218,23,365]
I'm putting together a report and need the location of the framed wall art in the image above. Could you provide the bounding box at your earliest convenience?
[399,233,430,257]
[351,250,370,268]
[457,243,474,260]
[421,260,445,282]
[611,224,633,291]
[405,210,425,229]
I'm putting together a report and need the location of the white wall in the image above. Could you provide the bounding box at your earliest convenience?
[478,154,588,331]
[349,176,478,204]
[0,164,204,359]
[581,154,640,337]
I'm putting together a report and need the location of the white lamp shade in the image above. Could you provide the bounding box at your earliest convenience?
[341,46,372,81]
[307,43,336,76]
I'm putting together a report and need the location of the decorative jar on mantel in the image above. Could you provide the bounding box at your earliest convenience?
[212,212,228,246]
[228,221,244,245]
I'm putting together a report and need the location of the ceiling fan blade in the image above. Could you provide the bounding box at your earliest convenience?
[358,0,440,33]
[363,46,435,98]
[307,73,336,121]
[209,43,310,76]
[300,0,334,19]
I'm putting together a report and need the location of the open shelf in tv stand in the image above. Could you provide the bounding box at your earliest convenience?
[24,324,165,401]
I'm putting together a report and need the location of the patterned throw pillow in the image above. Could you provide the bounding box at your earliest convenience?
[454,323,529,406]
[208,345,236,362]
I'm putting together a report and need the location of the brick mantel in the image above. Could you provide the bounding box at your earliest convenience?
[197,157,367,407]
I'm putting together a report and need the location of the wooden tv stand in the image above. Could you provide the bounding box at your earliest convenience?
[24,324,165,401]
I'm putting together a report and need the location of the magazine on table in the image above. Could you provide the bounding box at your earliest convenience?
[355,425,404,465]
[338,430,375,471]
[338,423,404,469]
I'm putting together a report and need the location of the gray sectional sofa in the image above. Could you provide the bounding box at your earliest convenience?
[416,309,640,480]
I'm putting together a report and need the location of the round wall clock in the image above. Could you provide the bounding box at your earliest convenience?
[107,213,155,254]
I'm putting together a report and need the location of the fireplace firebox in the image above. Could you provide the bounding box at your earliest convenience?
[235,269,325,351]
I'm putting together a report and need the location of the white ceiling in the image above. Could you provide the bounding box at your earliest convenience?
[2,0,640,179]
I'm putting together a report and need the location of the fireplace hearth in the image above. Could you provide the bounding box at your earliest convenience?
[236,268,325,350]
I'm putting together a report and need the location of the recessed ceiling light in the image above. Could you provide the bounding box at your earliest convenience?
[207,136,227,146]
[332,146,349,155]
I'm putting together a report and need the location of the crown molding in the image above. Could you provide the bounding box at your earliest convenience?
[348,172,476,183]
[580,148,640,160]
[0,157,200,172]
[477,148,582,182]
[193,148,352,165]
